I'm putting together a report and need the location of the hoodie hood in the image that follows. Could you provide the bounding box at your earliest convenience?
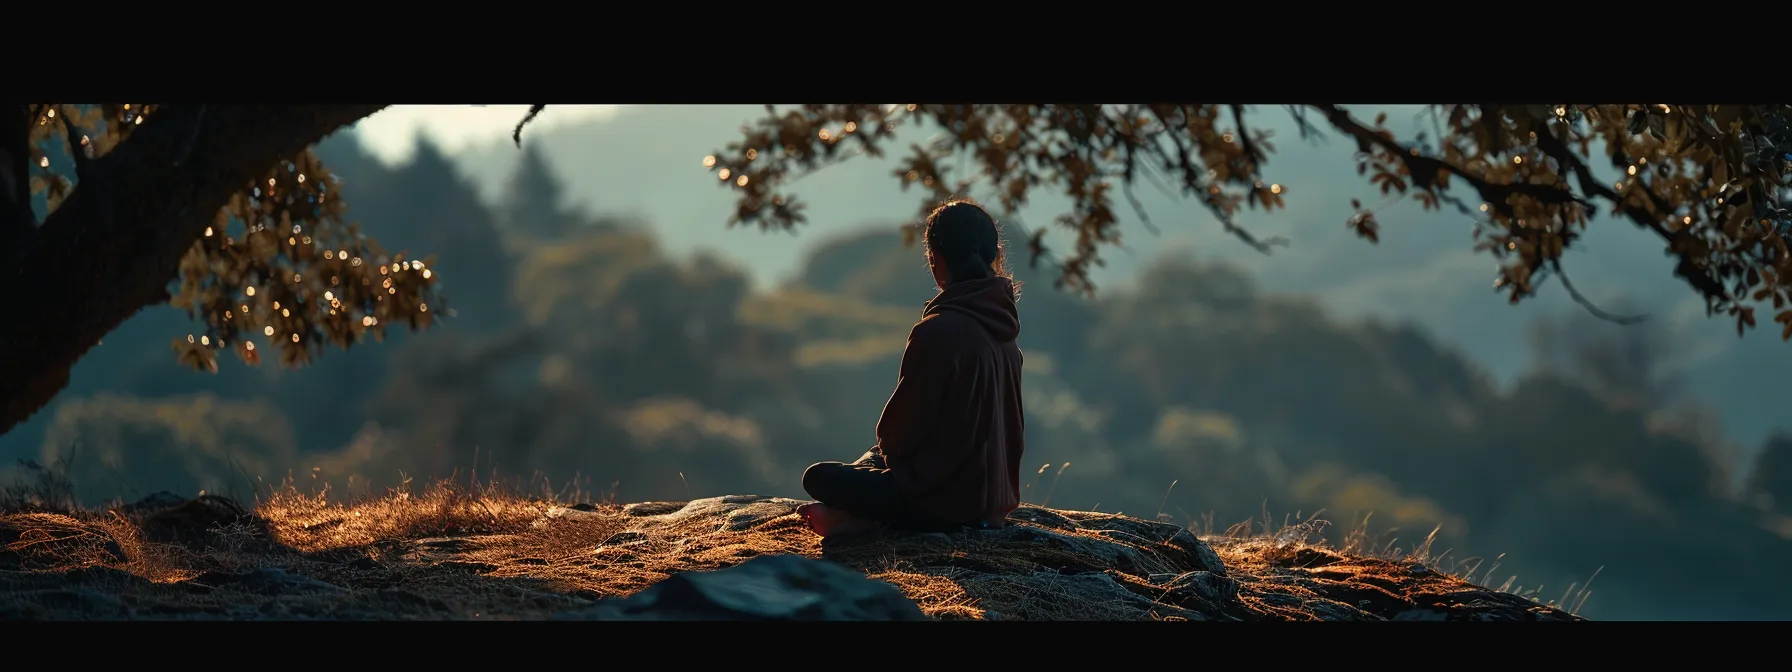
[923,277,1020,343]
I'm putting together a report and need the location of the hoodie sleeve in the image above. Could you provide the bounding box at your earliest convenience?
[874,317,958,462]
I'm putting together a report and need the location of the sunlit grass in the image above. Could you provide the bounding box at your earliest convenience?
[1196,513,1598,619]
[260,481,552,554]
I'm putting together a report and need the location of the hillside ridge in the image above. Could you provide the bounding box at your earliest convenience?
[0,486,1582,621]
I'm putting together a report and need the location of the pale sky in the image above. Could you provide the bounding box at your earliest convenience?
[351,105,626,164]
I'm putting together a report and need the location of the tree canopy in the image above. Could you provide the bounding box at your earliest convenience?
[699,105,1792,330]
[5,103,1792,436]
[4,105,403,436]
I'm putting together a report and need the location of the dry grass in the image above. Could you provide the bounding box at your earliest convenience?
[1200,515,1594,621]
[260,482,552,554]
[0,466,1582,621]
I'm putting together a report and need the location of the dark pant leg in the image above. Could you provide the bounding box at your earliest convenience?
[802,459,906,522]
[803,450,963,533]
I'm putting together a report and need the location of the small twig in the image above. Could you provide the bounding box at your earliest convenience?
[1137,107,1288,256]
[9,528,102,550]
[1120,183,1162,236]
[1134,154,1183,205]
[1552,260,1649,325]
[512,105,548,148]
[1229,104,1265,168]
[1156,479,1179,520]
[1218,213,1290,255]
[1283,104,1323,142]
[1041,463,1071,508]
[474,497,501,524]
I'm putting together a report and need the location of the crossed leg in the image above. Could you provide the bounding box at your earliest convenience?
[799,450,899,537]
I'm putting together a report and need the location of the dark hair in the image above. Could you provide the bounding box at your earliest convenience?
[923,198,1019,298]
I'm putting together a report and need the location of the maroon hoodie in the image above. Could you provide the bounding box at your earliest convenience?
[874,276,1025,527]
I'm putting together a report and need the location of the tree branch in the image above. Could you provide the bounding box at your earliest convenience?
[1551,260,1648,325]
[0,104,388,436]
[1139,106,1288,255]
[513,105,547,148]
[1309,104,1702,325]
[1309,104,1587,216]
[1522,117,1725,302]
[58,105,91,179]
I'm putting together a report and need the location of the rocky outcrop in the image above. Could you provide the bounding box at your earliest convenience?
[559,553,929,621]
[0,492,1583,621]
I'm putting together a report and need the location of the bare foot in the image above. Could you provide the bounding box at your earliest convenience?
[797,502,876,537]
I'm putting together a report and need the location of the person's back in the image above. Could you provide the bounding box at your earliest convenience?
[876,274,1025,527]
[798,198,1026,536]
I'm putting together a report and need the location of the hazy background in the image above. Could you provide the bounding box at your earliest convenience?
[5,104,1790,621]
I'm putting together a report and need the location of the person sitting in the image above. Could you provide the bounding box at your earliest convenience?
[797,198,1026,537]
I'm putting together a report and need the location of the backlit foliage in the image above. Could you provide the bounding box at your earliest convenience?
[25,104,441,373]
[697,104,1792,338]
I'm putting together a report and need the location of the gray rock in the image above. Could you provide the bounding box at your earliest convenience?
[1392,608,1450,621]
[624,496,806,532]
[980,570,1209,621]
[377,587,453,613]
[620,501,685,517]
[60,566,145,588]
[137,495,261,548]
[114,491,187,516]
[1160,570,1241,603]
[561,554,928,621]
[190,568,346,596]
[1009,508,1227,576]
[33,588,128,618]
[833,507,1227,580]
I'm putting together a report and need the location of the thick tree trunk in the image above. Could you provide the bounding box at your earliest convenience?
[0,105,35,253]
[0,104,388,436]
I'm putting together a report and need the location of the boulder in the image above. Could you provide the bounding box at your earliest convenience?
[562,553,928,621]
[820,504,1237,620]
[134,494,263,547]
